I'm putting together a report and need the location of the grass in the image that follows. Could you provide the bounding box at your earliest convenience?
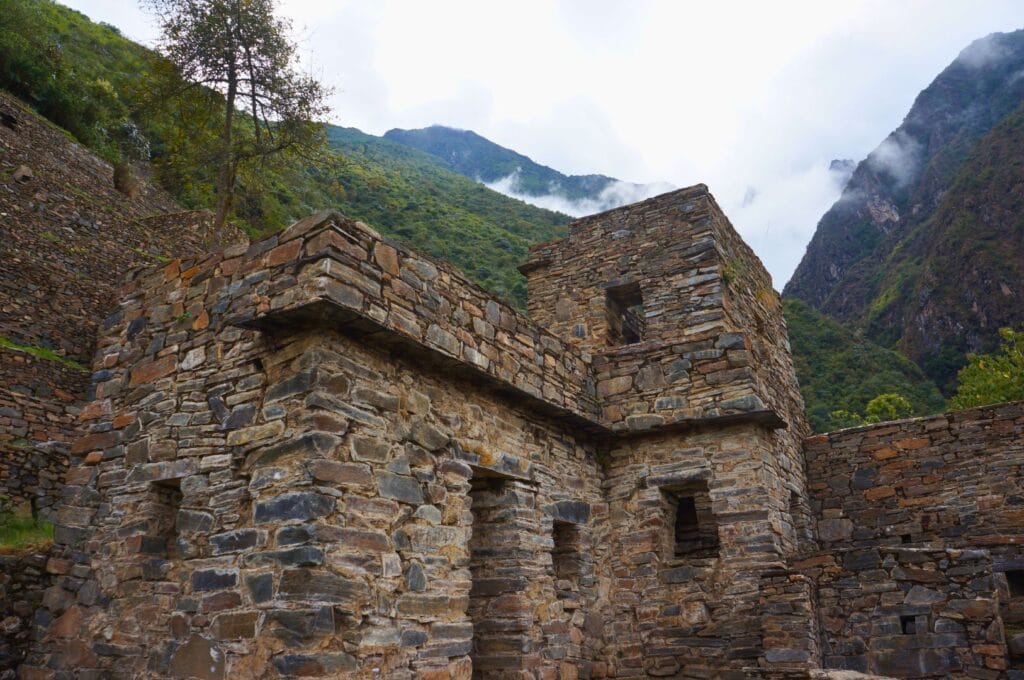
[128,245,172,264]
[0,334,88,371]
[0,512,54,553]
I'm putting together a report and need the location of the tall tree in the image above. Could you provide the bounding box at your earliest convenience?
[145,0,330,228]
[949,328,1024,410]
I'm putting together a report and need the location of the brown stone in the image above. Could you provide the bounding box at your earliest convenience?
[168,635,225,679]
[374,242,400,276]
[129,354,176,386]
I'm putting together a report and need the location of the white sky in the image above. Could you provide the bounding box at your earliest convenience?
[65,0,1024,288]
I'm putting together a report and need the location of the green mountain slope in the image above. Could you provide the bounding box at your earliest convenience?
[384,125,673,214]
[865,102,1024,391]
[785,29,1024,390]
[0,0,570,306]
[385,126,615,199]
[784,299,945,432]
[318,125,568,302]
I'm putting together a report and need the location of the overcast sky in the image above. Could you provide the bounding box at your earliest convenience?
[65,0,1023,288]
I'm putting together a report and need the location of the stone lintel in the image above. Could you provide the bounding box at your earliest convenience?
[516,256,551,275]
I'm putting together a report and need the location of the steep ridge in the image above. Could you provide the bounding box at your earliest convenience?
[785,29,1024,389]
[784,299,945,431]
[867,103,1024,390]
[385,125,617,199]
[384,125,672,215]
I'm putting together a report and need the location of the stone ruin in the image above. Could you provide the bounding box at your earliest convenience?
[3,184,1024,678]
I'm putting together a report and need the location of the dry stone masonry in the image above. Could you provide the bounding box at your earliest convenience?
[3,176,1022,678]
[0,93,245,519]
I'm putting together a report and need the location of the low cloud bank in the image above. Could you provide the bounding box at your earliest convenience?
[484,170,675,217]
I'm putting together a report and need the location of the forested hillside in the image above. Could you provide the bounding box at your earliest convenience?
[785,30,1024,391]
[0,0,570,304]
[385,125,673,215]
[784,299,945,431]
[385,125,618,201]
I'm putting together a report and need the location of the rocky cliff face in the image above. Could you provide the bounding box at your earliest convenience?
[785,29,1024,389]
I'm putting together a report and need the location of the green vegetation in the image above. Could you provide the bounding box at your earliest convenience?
[0,0,569,307]
[384,125,616,201]
[829,393,915,429]
[788,32,1024,396]
[949,328,1024,410]
[0,335,88,371]
[128,245,172,263]
[147,0,330,229]
[783,299,945,432]
[0,510,54,552]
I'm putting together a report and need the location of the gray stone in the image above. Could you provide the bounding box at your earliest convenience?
[377,473,424,505]
[545,500,591,525]
[410,421,449,451]
[210,529,260,555]
[406,563,427,592]
[191,569,237,592]
[904,585,946,605]
[254,492,334,524]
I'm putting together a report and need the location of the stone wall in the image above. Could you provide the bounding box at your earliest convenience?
[21,192,816,678]
[0,355,82,518]
[0,549,51,677]
[521,186,808,438]
[805,401,1024,552]
[0,91,245,516]
[805,401,1024,677]
[600,424,814,677]
[19,213,611,678]
[797,547,1006,678]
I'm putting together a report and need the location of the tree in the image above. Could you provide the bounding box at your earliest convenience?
[864,393,913,422]
[949,328,1024,410]
[145,0,330,228]
[827,392,914,430]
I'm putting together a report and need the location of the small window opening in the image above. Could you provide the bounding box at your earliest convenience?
[552,522,582,603]
[606,282,645,346]
[900,615,917,635]
[665,482,719,559]
[144,479,183,558]
[1007,570,1024,598]
[900,534,912,545]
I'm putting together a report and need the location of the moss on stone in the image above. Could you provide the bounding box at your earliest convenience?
[0,335,88,371]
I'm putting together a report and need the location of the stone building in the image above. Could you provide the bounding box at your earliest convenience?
[7,184,1024,679]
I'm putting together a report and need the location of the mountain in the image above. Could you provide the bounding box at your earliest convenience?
[785,30,1024,391]
[784,299,945,432]
[384,125,673,215]
[4,0,1011,428]
[320,125,569,303]
[0,0,570,307]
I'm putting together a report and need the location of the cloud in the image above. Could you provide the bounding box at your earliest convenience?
[723,162,847,290]
[484,171,675,217]
[956,32,1012,68]
[867,131,923,187]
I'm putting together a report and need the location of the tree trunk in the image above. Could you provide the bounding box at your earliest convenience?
[213,30,238,231]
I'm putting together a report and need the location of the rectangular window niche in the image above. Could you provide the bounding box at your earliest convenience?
[663,481,719,559]
[606,282,645,346]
